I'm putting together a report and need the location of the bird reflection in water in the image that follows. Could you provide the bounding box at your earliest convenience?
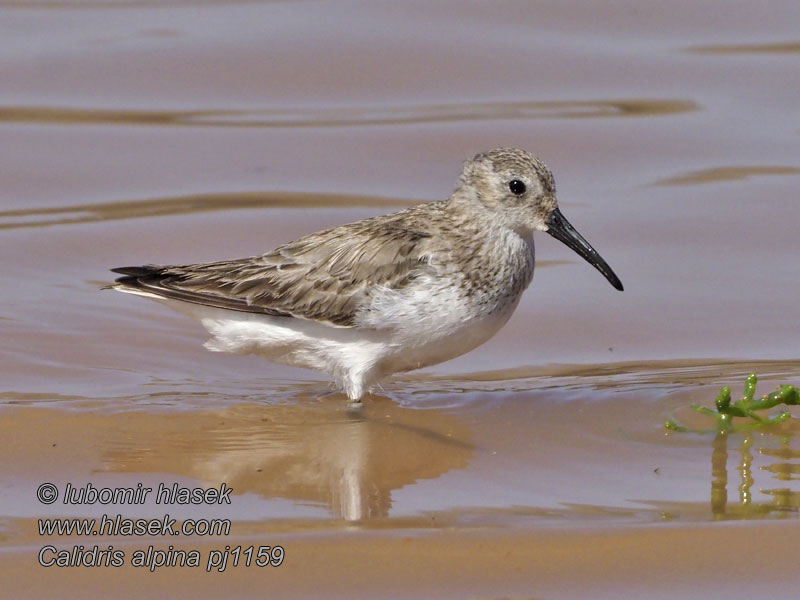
[101,396,474,521]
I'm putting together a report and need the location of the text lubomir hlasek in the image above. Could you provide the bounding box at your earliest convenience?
[60,482,232,505]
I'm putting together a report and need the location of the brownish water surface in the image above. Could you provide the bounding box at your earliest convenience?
[2,1,799,598]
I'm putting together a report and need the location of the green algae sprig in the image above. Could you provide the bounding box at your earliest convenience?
[665,373,798,434]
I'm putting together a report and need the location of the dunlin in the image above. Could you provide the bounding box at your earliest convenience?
[111,148,623,401]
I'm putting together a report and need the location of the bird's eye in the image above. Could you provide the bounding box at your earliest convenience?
[508,179,526,195]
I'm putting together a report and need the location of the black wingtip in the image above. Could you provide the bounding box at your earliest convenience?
[108,265,169,292]
[110,265,162,277]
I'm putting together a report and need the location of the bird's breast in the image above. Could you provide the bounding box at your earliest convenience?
[358,230,533,345]
[454,229,535,314]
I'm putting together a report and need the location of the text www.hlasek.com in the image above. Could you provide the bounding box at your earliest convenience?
[39,513,230,537]
[36,482,284,572]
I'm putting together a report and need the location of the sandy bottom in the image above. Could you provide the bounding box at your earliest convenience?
[3,361,799,599]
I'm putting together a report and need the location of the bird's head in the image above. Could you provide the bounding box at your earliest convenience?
[456,148,623,291]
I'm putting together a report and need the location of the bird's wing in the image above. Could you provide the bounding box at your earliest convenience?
[111,210,436,327]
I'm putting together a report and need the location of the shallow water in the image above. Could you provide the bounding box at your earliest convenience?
[2,1,799,598]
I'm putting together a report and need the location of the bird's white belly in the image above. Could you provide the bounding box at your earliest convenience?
[360,275,525,376]
[381,309,513,375]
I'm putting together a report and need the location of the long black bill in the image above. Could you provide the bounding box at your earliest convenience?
[546,208,623,291]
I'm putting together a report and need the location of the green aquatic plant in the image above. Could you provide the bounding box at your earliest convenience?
[665,373,799,434]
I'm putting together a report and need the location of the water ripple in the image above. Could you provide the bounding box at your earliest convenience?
[0,0,283,8]
[0,191,415,231]
[0,99,698,129]
[654,166,800,186]
[688,41,800,54]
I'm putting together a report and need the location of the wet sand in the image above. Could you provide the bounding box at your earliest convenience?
[2,1,800,598]
[4,362,800,598]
